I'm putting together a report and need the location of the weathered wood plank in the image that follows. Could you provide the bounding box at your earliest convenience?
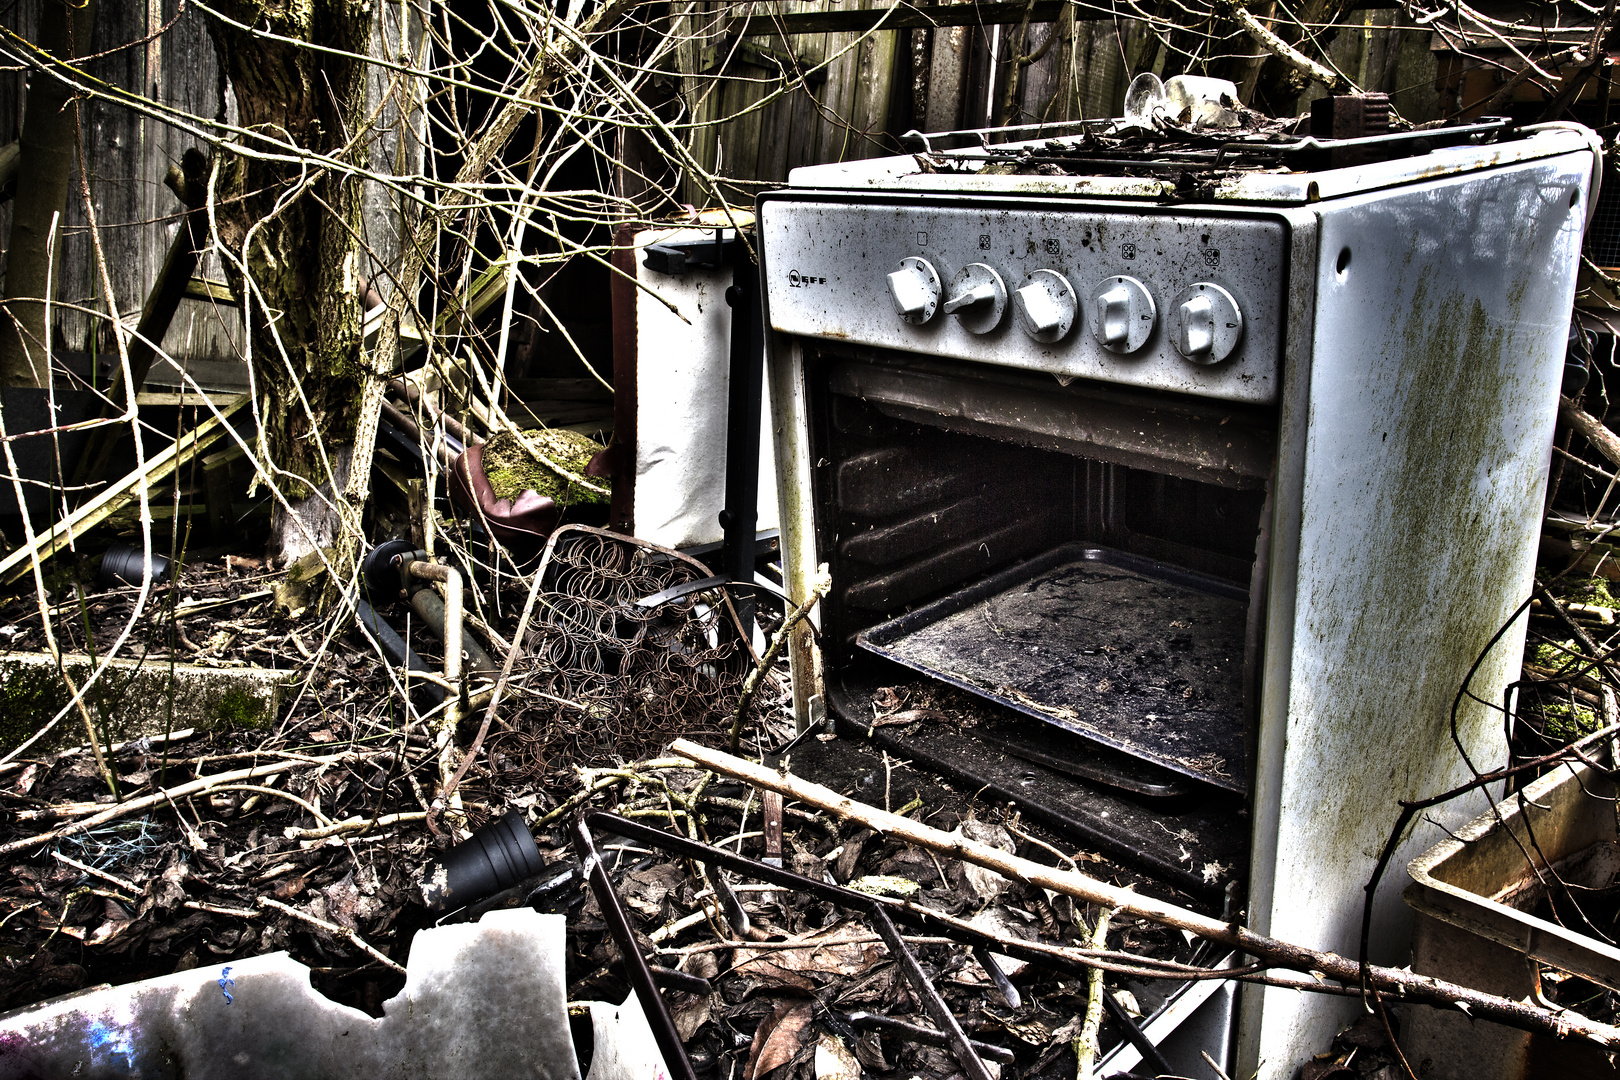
[735,2,1073,37]
[847,4,900,158]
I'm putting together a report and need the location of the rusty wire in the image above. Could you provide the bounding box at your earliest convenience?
[506,530,748,771]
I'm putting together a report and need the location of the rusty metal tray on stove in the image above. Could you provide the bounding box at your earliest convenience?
[856,544,1248,793]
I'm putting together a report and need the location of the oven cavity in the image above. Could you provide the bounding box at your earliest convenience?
[810,350,1273,797]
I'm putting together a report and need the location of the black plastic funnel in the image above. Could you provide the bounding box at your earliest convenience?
[99,545,173,588]
[421,809,544,913]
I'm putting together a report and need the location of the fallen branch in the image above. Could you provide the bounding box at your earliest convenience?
[258,896,404,974]
[283,810,427,842]
[1220,0,1348,91]
[1074,905,1113,1080]
[1560,395,1620,469]
[671,739,1620,1048]
[0,394,248,585]
[0,750,361,857]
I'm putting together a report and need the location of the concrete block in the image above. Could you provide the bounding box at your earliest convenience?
[0,652,291,753]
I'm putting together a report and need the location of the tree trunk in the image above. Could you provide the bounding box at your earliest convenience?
[204,1,373,563]
[0,0,97,389]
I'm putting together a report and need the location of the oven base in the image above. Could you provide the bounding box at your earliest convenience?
[827,680,1248,898]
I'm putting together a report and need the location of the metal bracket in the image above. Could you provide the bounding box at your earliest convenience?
[642,228,741,276]
[634,573,793,610]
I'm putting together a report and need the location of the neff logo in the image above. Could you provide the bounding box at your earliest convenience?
[787,270,826,287]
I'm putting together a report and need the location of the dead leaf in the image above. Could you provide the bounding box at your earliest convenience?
[957,820,1015,901]
[11,764,36,796]
[851,1031,888,1071]
[745,1000,815,1080]
[967,908,1030,979]
[832,962,898,1008]
[832,830,870,884]
[84,899,131,947]
[733,922,886,983]
[323,873,359,930]
[138,852,188,917]
[308,729,336,743]
[271,872,309,901]
[672,991,711,1042]
[1046,1013,1084,1046]
[871,686,903,711]
[622,864,685,911]
[868,707,948,730]
[814,1033,861,1080]
[84,918,127,947]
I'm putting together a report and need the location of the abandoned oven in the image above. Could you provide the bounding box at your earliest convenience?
[756,114,1598,1077]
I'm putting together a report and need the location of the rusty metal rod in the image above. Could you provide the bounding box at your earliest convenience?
[571,814,698,1080]
[381,397,455,470]
[869,903,994,1080]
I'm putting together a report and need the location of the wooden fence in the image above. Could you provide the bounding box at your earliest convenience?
[0,1,419,387]
[679,2,1448,206]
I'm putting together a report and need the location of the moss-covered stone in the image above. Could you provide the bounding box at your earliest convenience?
[0,653,292,754]
[481,429,609,508]
[214,688,268,729]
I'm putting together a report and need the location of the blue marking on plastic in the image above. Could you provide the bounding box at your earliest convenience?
[218,966,235,1005]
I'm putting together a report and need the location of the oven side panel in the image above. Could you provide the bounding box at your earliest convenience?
[1238,151,1593,1079]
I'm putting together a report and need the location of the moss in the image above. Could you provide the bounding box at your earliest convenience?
[0,665,64,750]
[214,688,268,729]
[482,428,610,508]
[1567,576,1619,610]
[1530,640,1579,673]
[0,654,287,753]
[1535,573,1619,610]
[1541,701,1600,743]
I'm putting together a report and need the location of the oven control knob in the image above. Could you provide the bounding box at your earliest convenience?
[887,257,942,324]
[1169,282,1243,365]
[1013,270,1078,343]
[944,263,1008,334]
[1089,276,1156,354]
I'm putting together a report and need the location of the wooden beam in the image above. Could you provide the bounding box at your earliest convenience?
[182,278,238,305]
[133,392,242,409]
[731,2,1072,37]
[0,395,250,585]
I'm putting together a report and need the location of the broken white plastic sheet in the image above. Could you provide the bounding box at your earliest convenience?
[0,909,668,1080]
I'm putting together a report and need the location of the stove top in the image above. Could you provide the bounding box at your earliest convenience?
[787,116,1598,205]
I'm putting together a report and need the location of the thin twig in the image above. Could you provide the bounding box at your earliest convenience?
[259,895,405,974]
[728,566,831,752]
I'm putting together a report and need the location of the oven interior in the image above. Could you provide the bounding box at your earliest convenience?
[803,348,1277,892]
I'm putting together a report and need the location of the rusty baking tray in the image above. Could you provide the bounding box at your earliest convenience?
[856,544,1248,793]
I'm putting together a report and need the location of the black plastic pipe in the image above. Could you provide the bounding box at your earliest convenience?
[354,597,445,705]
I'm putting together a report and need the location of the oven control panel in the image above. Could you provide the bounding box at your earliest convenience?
[759,199,1287,404]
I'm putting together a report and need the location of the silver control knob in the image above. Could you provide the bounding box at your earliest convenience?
[1013,269,1077,343]
[887,257,942,324]
[1169,282,1243,365]
[944,263,1008,334]
[1088,275,1156,353]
